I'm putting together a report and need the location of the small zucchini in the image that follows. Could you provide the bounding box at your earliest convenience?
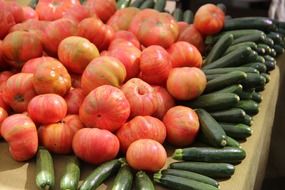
[183,9,194,24]
[135,171,155,190]
[60,156,80,190]
[220,123,252,139]
[211,84,243,95]
[154,0,166,12]
[225,41,258,54]
[243,62,267,73]
[252,91,263,103]
[172,8,183,21]
[226,136,241,148]
[112,164,133,190]
[235,100,259,115]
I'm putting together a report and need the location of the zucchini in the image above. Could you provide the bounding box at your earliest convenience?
[235,100,259,115]
[244,114,253,126]
[273,44,285,54]
[261,73,270,83]
[210,108,247,123]
[264,55,276,63]
[169,162,235,179]
[216,3,227,13]
[130,0,144,7]
[264,61,276,72]
[196,109,227,147]
[211,84,243,95]
[117,0,131,9]
[232,33,266,45]
[225,42,258,54]
[112,164,133,190]
[172,8,183,21]
[183,10,194,24]
[79,159,121,190]
[135,171,155,190]
[139,0,154,9]
[206,75,219,81]
[204,67,258,75]
[36,147,55,190]
[154,0,166,12]
[255,47,266,55]
[270,48,277,57]
[60,156,80,190]
[257,43,272,54]
[243,62,267,73]
[226,136,241,148]
[153,173,219,190]
[252,91,262,103]
[160,169,219,188]
[267,32,284,45]
[236,89,254,100]
[262,37,275,47]
[241,73,266,89]
[220,123,252,139]
[204,71,247,93]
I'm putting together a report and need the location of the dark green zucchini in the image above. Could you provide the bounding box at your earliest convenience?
[273,44,285,54]
[226,136,241,148]
[135,171,155,190]
[264,55,276,62]
[261,73,270,83]
[112,164,133,190]
[139,0,154,9]
[262,37,275,47]
[258,43,272,54]
[183,10,194,24]
[154,0,166,12]
[241,73,266,89]
[236,89,254,100]
[209,108,248,123]
[225,41,258,54]
[270,48,277,57]
[172,8,183,21]
[60,156,80,190]
[220,123,252,139]
[264,61,276,72]
[211,84,243,95]
[235,100,259,115]
[243,62,267,73]
[243,114,253,126]
[232,33,266,45]
[203,67,258,75]
[267,32,284,45]
[252,91,262,103]
[130,0,144,7]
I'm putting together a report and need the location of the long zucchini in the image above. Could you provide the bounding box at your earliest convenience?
[60,156,80,190]
[209,108,248,123]
[135,171,155,190]
[220,123,252,139]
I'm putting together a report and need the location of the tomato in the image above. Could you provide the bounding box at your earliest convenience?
[81,56,126,94]
[0,96,9,112]
[64,88,85,114]
[35,0,80,21]
[107,7,140,32]
[79,85,130,132]
[0,1,15,39]
[0,40,8,69]
[109,39,138,51]
[168,41,203,68]
[163,106,199,147]
[178,24,205,53]
[167,67,207,100]
[1,114,38,161]
[28,94,67,124]
[58,36,100,74]
[177,21,188,34]
[72,128,120,164]
[0,71,13,85]
[2,31,43,68]
[140,45,172,85]
[33,59,71,96]
[2,73,36,113]
[129,9,179,48]
[70,73,81,88]
[62,3,90,23]
[38,114,84,154]
[126,139,167,172]
[0,107,8,138]
[21,56,57,74]
[116,115,166,152]
[121,78,157,117]
[5,1,24,23]
[84,0,117,23]
[22,6,39,20]
[111,31,141,49]
[152,86,175,119]
[193,3,225,35]
[9,19,47,34]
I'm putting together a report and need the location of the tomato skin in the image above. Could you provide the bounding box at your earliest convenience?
[140,45,172,85]
[27,94,67,124]
[64,88,85,114]
[111,31,141,49]
[63,3,90,23]
[0,40,8,69]
[126,139,167,172]
[0,1,15,39]
[0,107,8,138]
[121,78,157,117]
[72,128,120,164]
[193,3,225,35]
[167,67,207,100]
[177,21,188,34]
[163,106,200,147]
[79,85,130,132]
[5,1,24,23]
[1,114,38,161]
[168,41,203,68]
[116,115,166,153]
[22,6,39,20]
[81,56,126,94]
[21,56,56,74]
[70,73,81,88]
[38,114,84,154]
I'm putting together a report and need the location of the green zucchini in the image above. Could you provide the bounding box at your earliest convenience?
[36,147,55,190]
[117,0,131,9]
[232,33,266,45]
[196,109,227,147]
[169,162,235,179]
[257,43,272,54]
[183,10,194,24]
[255,47,266,55]
[225,41,258,54]
[160,169,219,188]
[235,100,259,115]
[153,173,219,190]
[264,55,276,63]
[204,67,259,75]
[154,0,166,12]
[210,84,243,95]
[261,73,270,83]
[243,114,253,126]
[130,0,144,7]
[252,91,262,103]
[220,123,252,139]
[112,164,133,190]
[226,136,241,148]
[172,8,183,21]
[236,89,254,100]
[241,73,266,89]
[264,61,276,72]
[79,159,121,190]
[262,37,275,47]
[210,108,247,123]
[270,48,277,57]
[243,62,267,73]
[135,171,155,190]
[273,44,285,54]
[267,32,284,45]
[139,0,154,9]
[60,156,80,190]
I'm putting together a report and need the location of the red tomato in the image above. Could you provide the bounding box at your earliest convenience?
[0,40,8,69]
[112,31,141,49]
[193,3,225,35]
[21,56,57,74]
[2,73,36,113]
[63,3,90,23]
[121,78,157,117]
[35,0,80,21]
[64,88,85,114]
[79,85,130,132]
[140,45,172,85]
[70,73,81,88]
[167,67,206,100]
[33,59,71,96]
[177,21,188,34]
[1,114,38,161]
[2,31,43,68]
[107,7,140,32]
[38,114,84,154]
[0,1,15,39]
[0,107,8,138]
[5,1,24,23]
[0,71,13,85]
[28,94,67,124]
[58,36,100,74]
[81,56,126,94]
[84,0,117,23]
[168,41,202,68]
[129,9,179,48]
[152,86,175,119]
[22,6,39,20]
[72,128,120,164]
[116,116,166,152]
[163,106,200,146]
[126,139,167,172]
[0,96,9,111]
[9,19,47,34]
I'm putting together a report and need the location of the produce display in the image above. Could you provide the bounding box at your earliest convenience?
[0,0,284,189]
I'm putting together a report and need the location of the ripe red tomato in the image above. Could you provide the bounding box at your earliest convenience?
[163,106,200,147]
[9,19,47,34]
[129,9,179,48]
[62,3,90,23]
[1,114,38,161]
[121,78,157,117]
[22,6,39,20]
[0,1,15,39]
[28,94,67,124]
[140,45,172,85]
[0,40,7,69]
[58,36,100,74]
[21,56,57,74]
[177,21,189,34]
[79,85,130,132]
[72,128,120,164]
[193,3,225,35]
[111,31,141,49]
[126,139,167,172]
[38,114,84,154]
[81,56,126,94]
[0,107,8,138]
[167,67,207,100]
[5,1,24,23]
[168,41,203,68]
[33,59,71,96]
[64,88,85,114]
[116,115,166,152]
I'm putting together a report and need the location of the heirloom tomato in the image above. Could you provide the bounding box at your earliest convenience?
[0,107,8,138]
[64,88,85,114]
[21,56,56,74]
[111,31,141,49]
[22,6,39,20]
[0,1,15,39]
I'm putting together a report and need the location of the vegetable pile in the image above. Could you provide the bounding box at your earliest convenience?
[0,0,284,189]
